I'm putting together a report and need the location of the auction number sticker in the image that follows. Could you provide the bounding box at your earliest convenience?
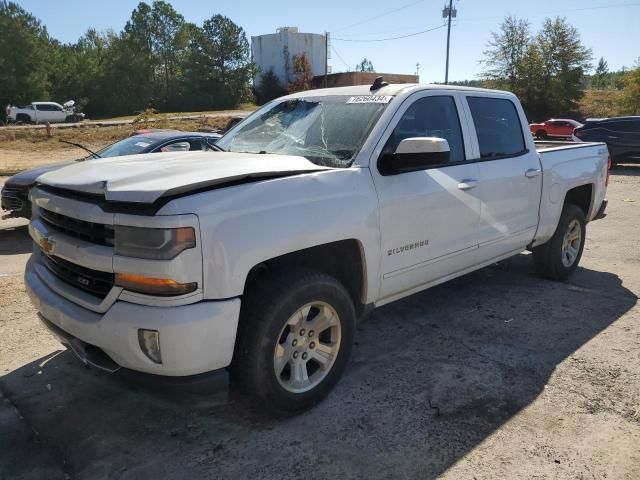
[346,95,393,104]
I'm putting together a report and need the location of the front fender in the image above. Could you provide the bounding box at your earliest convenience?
[162,168,382,303]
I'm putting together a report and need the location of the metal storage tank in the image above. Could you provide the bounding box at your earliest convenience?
[251,27,327,88]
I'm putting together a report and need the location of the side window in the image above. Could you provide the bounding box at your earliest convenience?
[614,121,640,133]
[188,139,206,151]
[159,141,191,152]
[467,97,526,159]
[382,96,465,163]
[35,104,47,111]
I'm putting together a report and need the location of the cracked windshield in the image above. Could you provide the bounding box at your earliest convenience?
[217,96,390,167]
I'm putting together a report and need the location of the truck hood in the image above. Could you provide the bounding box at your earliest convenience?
[37,151,332,204]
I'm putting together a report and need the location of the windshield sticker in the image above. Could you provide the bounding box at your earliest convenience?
[135,141,151,148]
[346,95,393,104]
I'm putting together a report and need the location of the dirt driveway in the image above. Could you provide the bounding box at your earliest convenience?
[1,170,639,480]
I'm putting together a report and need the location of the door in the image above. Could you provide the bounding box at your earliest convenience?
[35,104,57,123]
[463,95,542,261]
[555,121,574,138]
[371,93,481,301]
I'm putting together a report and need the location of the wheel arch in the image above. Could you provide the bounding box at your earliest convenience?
[563,183,594,218]
[243,239,369,317]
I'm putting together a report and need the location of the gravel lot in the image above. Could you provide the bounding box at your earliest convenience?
[1,169,639,480]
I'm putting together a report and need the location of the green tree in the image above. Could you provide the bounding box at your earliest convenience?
[356,58,375,73]
[536,17,592,114]
[481,16,531,92]
[256,68,285,105]
[0,1,51,121]
[620,63,640,114]
[482,16,592,118]
[149,1,189,106]
[592,57,609,89]
[183,15,254,109]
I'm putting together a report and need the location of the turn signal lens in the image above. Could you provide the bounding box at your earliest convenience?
[115,273,197,296]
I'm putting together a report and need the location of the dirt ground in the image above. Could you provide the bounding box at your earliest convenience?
[0,114,236,174]
[0,168,639,480]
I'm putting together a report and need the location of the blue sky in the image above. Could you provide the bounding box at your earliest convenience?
[18,0,640,82]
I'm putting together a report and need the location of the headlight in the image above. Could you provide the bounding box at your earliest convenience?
[114,226,196,260]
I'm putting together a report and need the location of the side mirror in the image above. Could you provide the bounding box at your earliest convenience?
[379,137,450,175]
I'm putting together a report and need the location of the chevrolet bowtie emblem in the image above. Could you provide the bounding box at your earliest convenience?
[40,236,55,255]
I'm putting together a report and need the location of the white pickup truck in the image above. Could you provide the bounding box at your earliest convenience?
[25,82,609,413]
[8,101,84,124]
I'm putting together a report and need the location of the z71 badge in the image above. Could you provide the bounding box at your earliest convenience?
[388,240,429,256]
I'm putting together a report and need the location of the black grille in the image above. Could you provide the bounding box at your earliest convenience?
[2,187,25,211]
[40,208,114,246]
[43,254,114,298]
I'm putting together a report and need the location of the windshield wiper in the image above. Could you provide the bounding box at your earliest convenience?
[59,140,101,159]
[205,138,225,152]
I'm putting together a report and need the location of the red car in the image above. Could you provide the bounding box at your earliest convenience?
[529,119,582,139]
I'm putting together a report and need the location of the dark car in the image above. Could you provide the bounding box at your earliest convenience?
[573,116,640,166]
[1,131,221,219]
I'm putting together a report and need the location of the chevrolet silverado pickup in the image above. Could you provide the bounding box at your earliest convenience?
[25,82,609,413]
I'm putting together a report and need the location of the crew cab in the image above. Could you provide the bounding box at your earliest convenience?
[7,101,84,124]
[529,118,582,139]
[24,83,609,414]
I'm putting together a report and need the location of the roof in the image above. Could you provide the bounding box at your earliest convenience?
[134,131,222,141]
[283,83,513,100]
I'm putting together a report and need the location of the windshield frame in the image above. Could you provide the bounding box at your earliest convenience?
[216,94,393,168]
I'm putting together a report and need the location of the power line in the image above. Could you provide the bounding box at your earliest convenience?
[332,0,426,33]
[332,23,446,42]
[331,45,351,71]
[456,1,640,23]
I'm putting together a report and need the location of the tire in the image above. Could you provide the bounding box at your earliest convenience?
[536,130,547,140]
[532,204,586,281]
[16,114,32,124]
[231,269,356,415]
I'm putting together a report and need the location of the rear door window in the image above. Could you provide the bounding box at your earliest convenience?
[467,97,527,159]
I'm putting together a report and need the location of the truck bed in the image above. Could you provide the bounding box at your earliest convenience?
[534,140,600,152]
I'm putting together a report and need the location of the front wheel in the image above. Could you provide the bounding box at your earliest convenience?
[231,269,356,415]
[532,204,586,280]
[536,130,548,140]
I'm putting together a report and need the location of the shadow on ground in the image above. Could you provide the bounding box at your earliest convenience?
[1,254,637,480]
[0,223,30,255]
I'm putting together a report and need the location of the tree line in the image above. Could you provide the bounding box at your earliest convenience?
[479,16,640,120]
[0,0,255,120]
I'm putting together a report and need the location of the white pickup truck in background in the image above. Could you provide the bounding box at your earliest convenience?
[7,100,84,124]
[24,82,609,414]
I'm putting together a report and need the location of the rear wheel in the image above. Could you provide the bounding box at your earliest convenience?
[16,114,32,124]
[231,269,356,415]
[532,204,586,280]
[536,130,547,140]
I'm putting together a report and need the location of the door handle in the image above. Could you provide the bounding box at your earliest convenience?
[457,179,478,191]
[525,168,541,178]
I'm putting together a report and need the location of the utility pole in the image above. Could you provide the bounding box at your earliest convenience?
[442,0,457,84]
[324,32,329,88]
[415,62,420,82]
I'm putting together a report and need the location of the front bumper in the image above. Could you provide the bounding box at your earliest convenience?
[25,256,241,376]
